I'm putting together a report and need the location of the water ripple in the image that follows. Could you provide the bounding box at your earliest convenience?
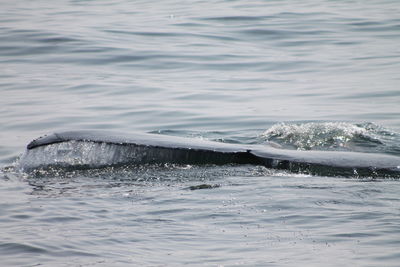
[1,0,400,265]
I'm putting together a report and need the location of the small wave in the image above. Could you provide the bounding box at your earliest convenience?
[0,242,47,254]
[261,122,399,153]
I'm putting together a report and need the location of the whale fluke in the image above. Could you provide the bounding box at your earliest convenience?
[18,130,400,177]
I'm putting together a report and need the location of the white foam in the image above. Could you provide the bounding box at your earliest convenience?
[261,122,374,150]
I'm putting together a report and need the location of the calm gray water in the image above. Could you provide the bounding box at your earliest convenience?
[1,0,400,266]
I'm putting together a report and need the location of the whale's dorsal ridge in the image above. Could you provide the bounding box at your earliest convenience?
[27,133,63,149]
[19,130,400,177]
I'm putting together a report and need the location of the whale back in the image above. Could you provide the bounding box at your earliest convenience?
[18,130,400,177]
[20,130,262,171]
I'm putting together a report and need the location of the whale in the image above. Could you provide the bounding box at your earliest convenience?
[18,130,400,177]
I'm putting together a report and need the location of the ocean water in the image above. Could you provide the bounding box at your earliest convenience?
[1,0,400,266]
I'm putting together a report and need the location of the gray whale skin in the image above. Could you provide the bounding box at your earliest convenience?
[18,130,400,177]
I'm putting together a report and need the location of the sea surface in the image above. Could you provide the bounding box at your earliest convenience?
[1,0,400,266]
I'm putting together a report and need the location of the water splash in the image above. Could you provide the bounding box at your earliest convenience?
[261,122,399,153]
